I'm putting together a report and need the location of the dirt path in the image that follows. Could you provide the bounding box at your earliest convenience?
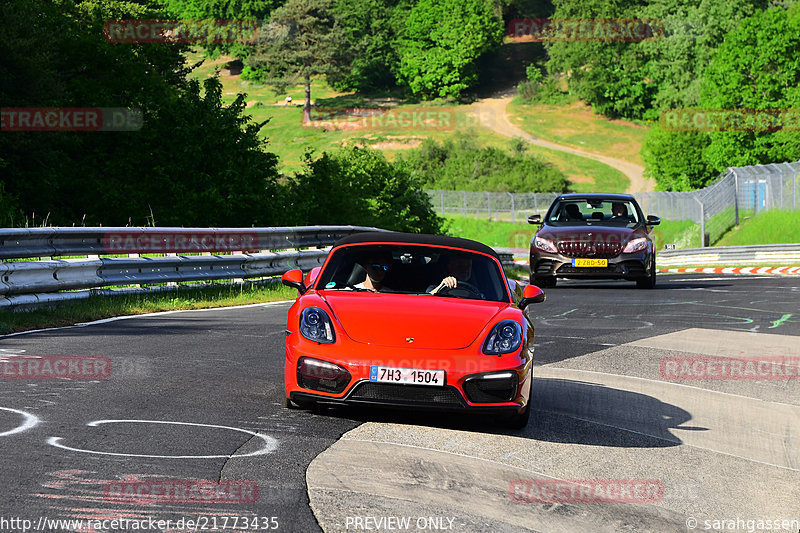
[470,92,653,193]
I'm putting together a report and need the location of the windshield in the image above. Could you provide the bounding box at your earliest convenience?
[315,244,510,303]
[546,199,640,227]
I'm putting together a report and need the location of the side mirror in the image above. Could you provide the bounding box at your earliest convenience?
[519,284,545,309]
[528,214,542,225]
[646,215,661,226]
[281,269,306,294]
[304,267,321,289]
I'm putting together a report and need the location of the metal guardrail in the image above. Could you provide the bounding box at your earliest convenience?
[0,226,384,309]
[0,226,516,309]
[0,226,377,259]
[657,244,800,266]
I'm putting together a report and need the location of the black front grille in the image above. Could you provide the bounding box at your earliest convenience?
[347,382,465,407]
[557,264,620,275]
[557,241,622,258]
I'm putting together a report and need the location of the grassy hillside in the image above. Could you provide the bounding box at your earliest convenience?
[716,210,800,246]
[507,100,648,166]
[185,51,633,192]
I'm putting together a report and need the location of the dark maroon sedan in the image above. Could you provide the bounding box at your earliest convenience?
[528,194,660,289]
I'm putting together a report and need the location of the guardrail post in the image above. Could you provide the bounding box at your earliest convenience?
[785,162,796,210]
[695,198,705,247]
[732,169,739,226]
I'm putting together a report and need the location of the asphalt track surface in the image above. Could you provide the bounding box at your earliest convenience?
[1,273,798,533]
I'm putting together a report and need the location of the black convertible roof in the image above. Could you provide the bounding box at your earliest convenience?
[333,231,499,258]
[556,193,637,201]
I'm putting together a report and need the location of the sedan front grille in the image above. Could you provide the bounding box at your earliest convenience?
[557,241,622,258]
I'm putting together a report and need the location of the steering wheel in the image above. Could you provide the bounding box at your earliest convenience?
[437,281,483,298]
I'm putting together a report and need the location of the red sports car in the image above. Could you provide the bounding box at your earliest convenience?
[280,232,545,428]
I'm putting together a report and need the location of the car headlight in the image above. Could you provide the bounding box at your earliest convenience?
[300,307,335,344]
[533,236,557,253]
[482,320,523,355]
[623,237,648,253]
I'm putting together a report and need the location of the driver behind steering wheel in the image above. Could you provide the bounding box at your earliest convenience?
[428,255,483,297]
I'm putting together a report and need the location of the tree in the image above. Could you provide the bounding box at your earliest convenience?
[245,0,348,123]
[698,5,800,171]
[286,147,445,234]
[396,0,504,99]
[328,0,400,92]
[0,0,284,227]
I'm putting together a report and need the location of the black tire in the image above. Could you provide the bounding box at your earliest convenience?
[636,261,656,289]
[532,275,557,288]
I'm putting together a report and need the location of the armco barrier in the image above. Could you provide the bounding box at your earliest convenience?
[0,226,516,309]
[657,243,800,267]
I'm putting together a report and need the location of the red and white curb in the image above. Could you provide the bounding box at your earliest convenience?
[512,260,800,276]
[658,267,800,275]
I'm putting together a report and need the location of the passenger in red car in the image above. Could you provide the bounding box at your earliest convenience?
[355,253,392,291]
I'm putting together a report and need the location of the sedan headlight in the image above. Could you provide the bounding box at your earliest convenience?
[300,307,335,344]
[623,237,648,253]
[482,320,522,355]
[533,236,557,253]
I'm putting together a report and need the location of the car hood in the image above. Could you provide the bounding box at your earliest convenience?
[537,225,642,244]
[320,292,505,349]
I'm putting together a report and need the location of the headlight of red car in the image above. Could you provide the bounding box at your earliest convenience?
[300,307,336,344]
[533,236,557,253]
[482,320,522,355]
[623,237,648,253]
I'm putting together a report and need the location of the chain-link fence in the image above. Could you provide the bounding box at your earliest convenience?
[425,160,800,247]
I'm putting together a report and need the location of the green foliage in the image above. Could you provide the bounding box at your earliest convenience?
[398,133,568,192]
[642,126,713,191]
[517,64,571,105]
[716,209,800,246]
[328,0,399,92]
[396,0,504,99]
[0,0,282,227]
[162,0,282,59]
[699,5,800,171]
[286,147,445,233]
[546,0,768,120]
[643,5,800,191]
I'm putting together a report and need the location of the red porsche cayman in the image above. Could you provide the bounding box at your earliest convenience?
[280,232,545,428]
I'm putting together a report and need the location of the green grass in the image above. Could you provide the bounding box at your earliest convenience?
[0,282,296,335]
[652,220,701,250]
[524,144,629,193]
[715,209,800,246]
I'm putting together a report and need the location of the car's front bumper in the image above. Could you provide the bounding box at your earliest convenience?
[531,251,652,280]
[284,340,532,414]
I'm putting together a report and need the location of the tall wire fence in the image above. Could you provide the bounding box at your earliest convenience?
[425,160,800,247]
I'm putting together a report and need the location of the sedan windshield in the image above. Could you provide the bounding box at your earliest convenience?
[546,199,640,227]
[315,244,510,302]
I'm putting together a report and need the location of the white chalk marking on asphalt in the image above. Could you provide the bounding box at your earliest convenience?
[47,419,277,458]
[0,407,41,437]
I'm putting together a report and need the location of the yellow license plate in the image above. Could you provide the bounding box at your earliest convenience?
[573,258,608,267]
